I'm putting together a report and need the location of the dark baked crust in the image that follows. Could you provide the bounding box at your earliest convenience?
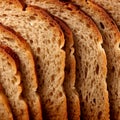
[54,16,80,120]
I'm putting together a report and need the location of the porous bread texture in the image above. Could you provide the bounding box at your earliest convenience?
[91,0,120,30]
[24,0,109,119]
[0,1,67,119]
[0,24,42,120]
[0,84,13,120]
[0,46,29,120]
[70,0,120,119]
[54,16,80,120]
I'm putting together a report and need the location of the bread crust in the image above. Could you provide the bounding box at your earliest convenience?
[70,0,120,119]
[26,5,67,120]
[54,16,80,120]
[0,0,25,10]
[0,84,13,120]
[0,46,19,74]
[53,1,109,119]
[89,0,120,43]
[26,5,65,48]
[0,24,38,88]
[73,0,120,43]
[23,0,110,120]
[35,0,103,42]
[0,0,67,119]
[0,45,20,70]
[91,0,120,30]
[0,46,29,120]
[0,23,43,119]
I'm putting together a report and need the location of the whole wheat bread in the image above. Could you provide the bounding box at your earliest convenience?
[0,0,67,119]
[0,83,13,120]
[0,46,29,120]
[90,0,120,30]
[24,0,110,119]
[70,0,120,119]
[0,23,42,120]
[54,16,80,120]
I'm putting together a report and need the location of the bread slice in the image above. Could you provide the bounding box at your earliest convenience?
[54,16,80,120]
[24,0,110,119]
[0,83,13,120]
[0,46,29,120]
[0,23,42,120]
[91,0,120,30]
[70,0,120,119]
[0,1,67,119]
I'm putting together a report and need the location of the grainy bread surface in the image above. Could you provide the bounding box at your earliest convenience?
[0,24,42,120]
[70,0,120,119]
[54,16,80,120]
[0,84,13,120]
[24,0,109,119]
[0,1,67,119]
[0,46,29,120]
[91,0,120,30]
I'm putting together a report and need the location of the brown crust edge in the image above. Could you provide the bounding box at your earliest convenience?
[0,46,29,120]
[0,46,20,73]
[0,23,42,120]
[54,16,80,120]
[88,0,120,43]
[26,5,65,49]
[0,23,38,89]
[39,0,103,42]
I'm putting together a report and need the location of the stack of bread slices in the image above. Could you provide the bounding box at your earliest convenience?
[0,0,119,120]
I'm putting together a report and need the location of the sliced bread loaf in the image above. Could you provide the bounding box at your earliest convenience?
[91,0,120,30]
[0,46,29,120]
[54,16,80,120]
[0,23,42,120]
[0,0,67,119]
[70,0,120,119]
[0,84,13,120]
[24,0,109,119]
